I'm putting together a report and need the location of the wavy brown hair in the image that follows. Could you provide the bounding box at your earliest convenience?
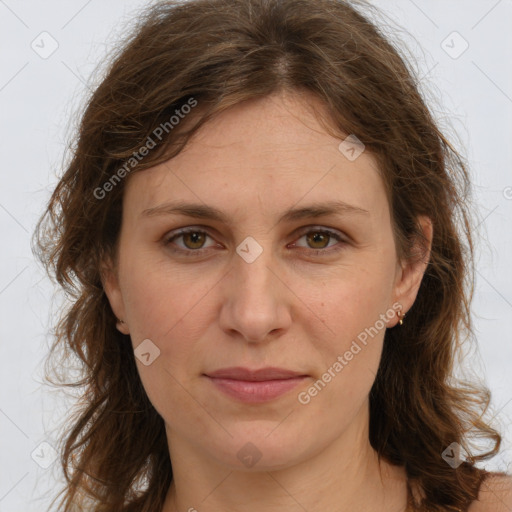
[34,0,508,510]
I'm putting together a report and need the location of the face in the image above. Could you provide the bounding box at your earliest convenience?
[103,91,430,471]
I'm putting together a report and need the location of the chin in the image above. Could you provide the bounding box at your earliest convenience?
[205,425,308,471]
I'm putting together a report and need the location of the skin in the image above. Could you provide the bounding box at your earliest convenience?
[103,90,435,512]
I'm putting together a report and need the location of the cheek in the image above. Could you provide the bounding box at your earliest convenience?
[297,293,387,432]
[120,265,216,424]
[307,260,395,351]
[120,248,216,342]
[299,260,395,405]
[118,253,223,412]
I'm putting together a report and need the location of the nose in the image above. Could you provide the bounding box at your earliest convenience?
[218,243,292,344]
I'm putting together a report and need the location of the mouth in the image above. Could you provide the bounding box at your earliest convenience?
[203,367,309,403]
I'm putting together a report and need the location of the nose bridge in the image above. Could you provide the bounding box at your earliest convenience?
[235,244,277,305]
[219,236,291,342]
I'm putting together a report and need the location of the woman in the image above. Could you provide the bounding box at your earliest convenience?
[34,0,512,510]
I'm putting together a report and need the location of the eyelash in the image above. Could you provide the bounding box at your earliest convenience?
[162,226,347,258]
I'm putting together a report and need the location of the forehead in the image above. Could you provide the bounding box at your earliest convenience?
[123,91,387,222]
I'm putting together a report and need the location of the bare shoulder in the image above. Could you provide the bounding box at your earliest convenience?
[468,474,512,512]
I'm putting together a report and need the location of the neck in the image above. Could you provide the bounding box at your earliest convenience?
[161,403,408,512]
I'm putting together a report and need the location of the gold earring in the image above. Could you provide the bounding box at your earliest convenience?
[397,310,405,326]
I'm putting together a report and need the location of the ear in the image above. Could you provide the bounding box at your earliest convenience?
[390,215,433,327]
[100,256,130,335]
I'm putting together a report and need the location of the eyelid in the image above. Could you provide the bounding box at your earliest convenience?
[163,226,220,251]
[163,224,348,255]
[290,225,346,246]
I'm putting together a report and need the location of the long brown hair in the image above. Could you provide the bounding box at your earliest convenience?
[34,0,507,510]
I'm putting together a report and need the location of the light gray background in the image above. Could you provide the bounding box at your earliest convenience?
[0,1,511,510]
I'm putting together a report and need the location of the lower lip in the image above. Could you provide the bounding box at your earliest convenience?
[206,376,307,403]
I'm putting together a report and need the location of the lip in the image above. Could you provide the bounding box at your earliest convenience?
[204,367,308,403]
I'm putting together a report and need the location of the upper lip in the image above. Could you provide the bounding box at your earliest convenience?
[205,367,306,381]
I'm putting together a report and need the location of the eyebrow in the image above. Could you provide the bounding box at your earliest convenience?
[140,200,369,225]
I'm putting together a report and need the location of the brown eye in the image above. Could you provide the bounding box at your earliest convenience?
[164,228,217,256]
[306,232,331,249]
[165,226,346,258]
[290,227,346,255]
[182,231,207,250]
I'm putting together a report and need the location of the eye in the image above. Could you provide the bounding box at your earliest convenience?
[164,228,217,256]
[163,226,347,257]
[289,227,346,254]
